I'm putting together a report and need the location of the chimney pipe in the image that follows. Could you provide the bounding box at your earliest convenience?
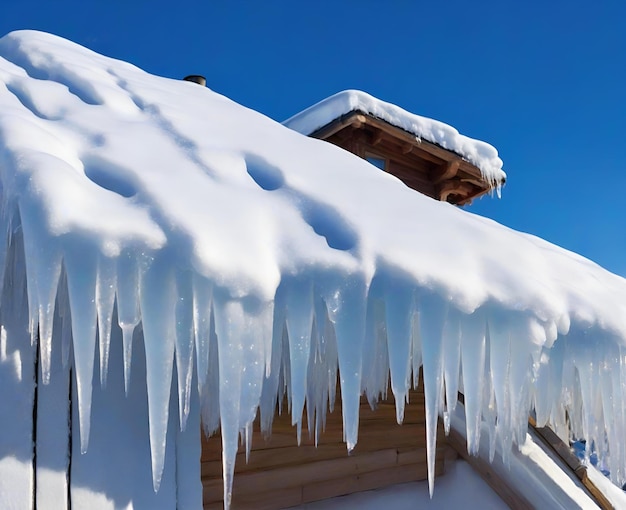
[183,75,206,87]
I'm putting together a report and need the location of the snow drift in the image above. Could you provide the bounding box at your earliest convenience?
[0,30,625,508]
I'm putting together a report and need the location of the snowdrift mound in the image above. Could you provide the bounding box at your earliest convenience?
[0,30,625,507]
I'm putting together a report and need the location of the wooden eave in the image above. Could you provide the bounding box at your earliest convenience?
[309,110,502,205]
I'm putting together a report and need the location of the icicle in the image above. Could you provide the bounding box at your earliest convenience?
[324,278,367,451]
[18,204,63,382]
[59,270,72,369]
[259,295,285,436]
[5,218,28,322]
[441,307,461,434]
[309,295,338,443]
[192,275,213,398]
[239,300,273,427]
[410,306,421,391]
[279,321,292,416]
[305,295,338,446]
[244,420,253,464]
[212,289,271,509]
[174,270,194,431]
[212,295,250,508]
[284,278,314,429]
[96,254,116,387]
[116,251,142,394]
[323,310,339,416]
[384,282,414,424]
[487,313,513,465]
[19,217,40,349]
[599,352,617,479]
[64,245,98,453]
[139,252,176,492]
[607,345,626,485]
[36,245,62,385]
[534,342,560,427]
[305,317,319,440]
[200,308,220,438]
[569,330,600,462]
[418,292,447,497]
[508,316,542,448]
[459,309,486,455]
[482,329,498,463]
[362,289,388,408]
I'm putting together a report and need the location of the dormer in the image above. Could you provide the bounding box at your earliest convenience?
[284,90,505,205]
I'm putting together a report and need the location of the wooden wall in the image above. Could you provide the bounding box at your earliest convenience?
[201,387,450,509]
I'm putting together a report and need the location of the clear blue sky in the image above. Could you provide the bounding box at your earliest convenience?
[2,1,626,274]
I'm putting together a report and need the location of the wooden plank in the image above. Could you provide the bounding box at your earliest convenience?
[201,417,442,472]
[301,462,430,503]
[202,424,433,477]
[529,418,614,510]
[578,468,615,510]
[529,419,581,472]
[231,449,400,493]
[230,486,303,510]
[202,387,429,453]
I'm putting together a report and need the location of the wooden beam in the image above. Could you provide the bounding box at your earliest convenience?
[370,130,383,146]
[438,181,474,202]
[401,143,413,155]
[529,417,615,510]
[433,159,461,184]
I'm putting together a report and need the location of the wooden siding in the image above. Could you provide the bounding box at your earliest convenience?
[201,386,449,509]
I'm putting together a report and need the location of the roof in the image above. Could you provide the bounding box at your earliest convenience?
[1,30,625,509]
[283,89,506,188]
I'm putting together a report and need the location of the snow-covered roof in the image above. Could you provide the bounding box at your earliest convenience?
[0,30,624,508]
[283,89,506,185]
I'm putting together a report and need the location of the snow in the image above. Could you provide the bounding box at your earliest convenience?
[0,29,625,509]
[282,89,506,187]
